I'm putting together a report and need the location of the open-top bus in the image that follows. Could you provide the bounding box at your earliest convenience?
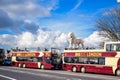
[12,51,53,69]
[11,48,62,69]
[62,41,120,76]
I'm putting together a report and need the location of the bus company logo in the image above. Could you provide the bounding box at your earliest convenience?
[45,52,50,57]
[16,52,36,57]
[16,53,22,56]
[75,52,102,57]
[88,52,102,57]
[25,53,36,56]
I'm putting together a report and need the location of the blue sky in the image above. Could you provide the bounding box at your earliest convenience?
[0,0,119,37]
[0,0,119,49]
[37,0,119,37]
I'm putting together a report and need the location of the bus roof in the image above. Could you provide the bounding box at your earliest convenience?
[104,41,120,44]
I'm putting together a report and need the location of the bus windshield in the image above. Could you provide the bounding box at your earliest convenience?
[106,43,120,51]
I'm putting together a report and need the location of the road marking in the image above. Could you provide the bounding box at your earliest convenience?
[0,74,16,80]
[0,68,67,79]
[0,67,83,80]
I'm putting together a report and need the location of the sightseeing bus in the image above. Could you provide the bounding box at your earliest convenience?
[62,41,120,76]
[11,51,53,69]
[11,48,62,69]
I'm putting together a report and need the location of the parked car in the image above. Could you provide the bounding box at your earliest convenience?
[2,59,11,66]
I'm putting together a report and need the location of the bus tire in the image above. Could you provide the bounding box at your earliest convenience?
[22,64,26,68]
[18,63,21,68]
[80,67,85,73]
[115,69,120,76]
[41,64,44,69]
[72,66,77,72]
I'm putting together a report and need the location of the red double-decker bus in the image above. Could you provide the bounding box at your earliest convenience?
[11,48,62,69]
[11,51,53,69]
[62,42,120,76]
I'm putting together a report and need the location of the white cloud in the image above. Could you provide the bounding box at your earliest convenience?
[0,29,68,50]
[0,9,13,28]
[17,32,35,48]
[0,0,60,34]
[70,0,83,11]
[84,31,109,48]
[117,0,120,3]
[0,34,17,48]
[34,29,68,48]
[1,2,50,18]
[0,0,58,18]
[0,30,110,50]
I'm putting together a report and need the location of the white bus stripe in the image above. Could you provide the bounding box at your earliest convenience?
[0,74,16,80]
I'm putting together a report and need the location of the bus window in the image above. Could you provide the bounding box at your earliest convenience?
[32,58,38,62]
[78,57,88,64]
[106,44,114,51]
[45,57,51,63]
[16,57,28,61]
[64,57,68,63]
[37,57,42,62]
[16,57,42,62]
[28,57,33,62]
[72,57,79,63]
[88,58,98,64]
[98,58,105,65]
[64,57,72,63]
[116,44,120,51]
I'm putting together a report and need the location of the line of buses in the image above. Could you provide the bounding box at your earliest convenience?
[1,41,120,76]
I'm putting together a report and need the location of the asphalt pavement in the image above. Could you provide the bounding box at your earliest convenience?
[0,66,119,80]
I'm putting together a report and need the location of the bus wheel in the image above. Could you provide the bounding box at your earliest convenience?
[72,66,77,72]
[41,64,44,69]
[115,69,120,76]
[23,64,26,68]
[80,67,85,73]
[18,63,21,68]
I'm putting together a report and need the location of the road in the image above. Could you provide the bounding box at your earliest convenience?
[0,66,119,80]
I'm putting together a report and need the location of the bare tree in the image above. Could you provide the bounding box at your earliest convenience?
[96,7,120,41]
